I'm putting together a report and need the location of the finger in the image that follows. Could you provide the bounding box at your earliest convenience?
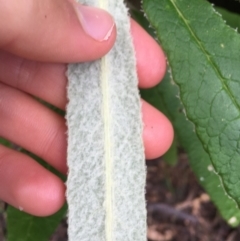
[142,100,174,159]
[0,51,68,109]
[0,18,166,108]
[0,145,65,216]
[0,100,172,217]
[131,19,167,88]
[0,102,171,217]
[0,83,67,174]
[0,81,172,169]
[0,0,116,62]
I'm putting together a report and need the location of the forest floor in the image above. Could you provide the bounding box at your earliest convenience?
[1,152,240,241]
[144,153,240,241]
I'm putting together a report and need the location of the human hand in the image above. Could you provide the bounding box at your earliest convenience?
[0,0,173,216]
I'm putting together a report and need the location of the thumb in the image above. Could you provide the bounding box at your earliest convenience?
[0,0,116,62]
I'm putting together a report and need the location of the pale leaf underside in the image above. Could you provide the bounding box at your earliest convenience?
[66,1,146,241]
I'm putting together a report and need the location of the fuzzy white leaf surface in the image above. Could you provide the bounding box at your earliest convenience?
[66,1,146,240]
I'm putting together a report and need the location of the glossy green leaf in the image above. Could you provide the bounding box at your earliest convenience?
[143,0,240,208]
[7,203,67,241]
[143,71,240,226]
[137,8,240,224]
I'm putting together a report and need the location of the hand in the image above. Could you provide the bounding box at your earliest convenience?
[0,0,173,216]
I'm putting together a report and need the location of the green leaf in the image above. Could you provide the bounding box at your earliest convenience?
[162,139,178,166]
[7,203,67,241]
[146,70,240,226]
[215,7,240,32]
[0,137,11,147]
[143,0,240,208]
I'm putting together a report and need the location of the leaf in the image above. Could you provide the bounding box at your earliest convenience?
[144,70,240,226]
[0,137,11,147]
[7,203,67,241]
[66,1,146,241]
[136,5,240,224]
[143,0,240,208]
[162,139,178,166]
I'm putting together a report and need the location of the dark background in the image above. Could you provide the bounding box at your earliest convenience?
[209,0,240,14]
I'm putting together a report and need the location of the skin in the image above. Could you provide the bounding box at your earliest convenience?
[0,0,174,216]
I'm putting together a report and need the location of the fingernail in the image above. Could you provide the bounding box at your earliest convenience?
[75,5,115,41]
